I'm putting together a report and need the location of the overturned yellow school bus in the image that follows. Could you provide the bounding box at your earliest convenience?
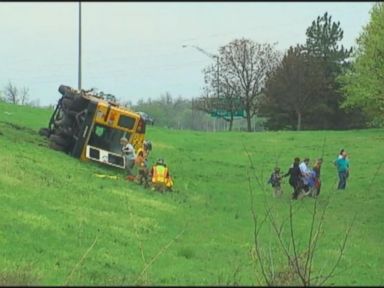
[39,85,146,169]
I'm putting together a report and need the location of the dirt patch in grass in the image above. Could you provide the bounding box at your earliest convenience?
[0,268,41,286]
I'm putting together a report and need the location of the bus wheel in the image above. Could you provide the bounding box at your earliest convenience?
[56,126,74,137]
[54,112,73,127]
[49,134,71,148]
[62,98,74,110]
[48,141,67,152]
[38,128,51,138]
[58,85,76,99]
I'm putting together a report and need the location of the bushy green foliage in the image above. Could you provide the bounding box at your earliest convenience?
[305,12,352,61]
[261,45,328,131]
[262,12,367,131]
[338,3,384,127]
[0,101,383,285]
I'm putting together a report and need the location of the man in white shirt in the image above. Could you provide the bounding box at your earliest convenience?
[121,139,136,178]
[299,158,311,192]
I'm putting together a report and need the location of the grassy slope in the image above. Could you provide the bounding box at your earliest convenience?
[0,101,383,285]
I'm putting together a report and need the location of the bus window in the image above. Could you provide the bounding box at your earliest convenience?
[88,124,126,154]
[118,115,136,130]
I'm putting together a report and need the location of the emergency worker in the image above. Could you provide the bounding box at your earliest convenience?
[150,158,173,192]
[135,149,149,188]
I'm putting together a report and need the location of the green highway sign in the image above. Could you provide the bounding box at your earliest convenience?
[210,110,245,118]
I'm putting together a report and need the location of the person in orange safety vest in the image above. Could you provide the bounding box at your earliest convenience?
[150,158,173,192]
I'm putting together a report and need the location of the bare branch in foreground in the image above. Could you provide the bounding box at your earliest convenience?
[134,229,185,285]
[64,235,98,285]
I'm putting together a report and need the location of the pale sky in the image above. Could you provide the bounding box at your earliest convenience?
[0,2,374,106]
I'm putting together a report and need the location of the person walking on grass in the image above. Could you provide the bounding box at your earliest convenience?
[335,151,350,190]
[309,158,323,197]
[283,157,303,200]
[268,167,283,197]
[299,157,312,193]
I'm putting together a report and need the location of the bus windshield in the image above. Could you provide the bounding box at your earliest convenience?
[88,124,130,154]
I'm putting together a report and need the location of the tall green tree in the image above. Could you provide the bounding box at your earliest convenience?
[304,12,365,129]
[260,45,327,130]
[260,12,366,130]
[338,3,384,127]
[305,12,352,62]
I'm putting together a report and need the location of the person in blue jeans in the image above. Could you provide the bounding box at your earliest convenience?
[334,151,350,189]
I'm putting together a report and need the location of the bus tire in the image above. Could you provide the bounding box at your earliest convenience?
[62,98,74,110]
[70,95,89,112]
[48,141,67,152]
[38,128,51,138]
[49,134,71,148]
[58,85,76,99]
[56,125,74,137]
[54,112,74,127]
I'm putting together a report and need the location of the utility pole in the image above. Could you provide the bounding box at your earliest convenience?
[191,97,195,130]
[78,1,82,90]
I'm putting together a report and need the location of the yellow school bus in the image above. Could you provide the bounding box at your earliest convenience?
[39,85,146,169]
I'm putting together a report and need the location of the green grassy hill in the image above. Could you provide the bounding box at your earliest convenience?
[0,101,383,285]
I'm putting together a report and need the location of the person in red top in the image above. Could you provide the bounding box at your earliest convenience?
[135,149,149,188]
[311,158,323,197]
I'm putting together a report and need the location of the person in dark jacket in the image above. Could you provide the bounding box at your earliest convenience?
[268,167,283,197]
[283,157,303,200]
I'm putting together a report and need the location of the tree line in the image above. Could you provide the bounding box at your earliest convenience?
[134,5,383,131]
[198,5,384,131]
[0,81,39,106]
[3,4,383,132]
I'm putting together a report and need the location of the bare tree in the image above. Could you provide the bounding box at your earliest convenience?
[2,82,30,105]
[4,81,19,104]
[20,86,30,105]
[192,88,213,114]
[217,39,281,132]
[202,66,244,131]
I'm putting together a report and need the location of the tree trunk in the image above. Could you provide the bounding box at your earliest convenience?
[229,119,233,131]
[296,111,302,131]
[228,114,234,131]
[246,112,252,132]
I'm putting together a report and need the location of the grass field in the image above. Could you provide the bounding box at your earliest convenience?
[0,101,383,285]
